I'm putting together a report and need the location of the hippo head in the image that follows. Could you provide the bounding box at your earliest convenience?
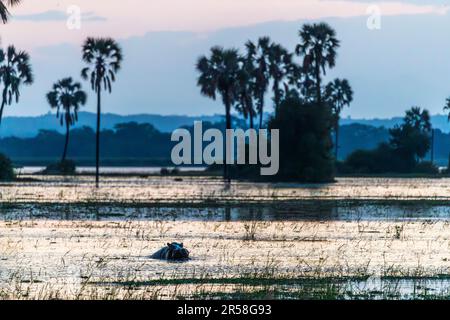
[167,242,189,260]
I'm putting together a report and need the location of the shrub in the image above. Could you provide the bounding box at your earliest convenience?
[268,95,335,182]
[414,161,439,174]
[160,167,170,175]
[0,154,15,181]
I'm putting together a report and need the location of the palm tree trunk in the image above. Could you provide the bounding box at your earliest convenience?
[315,62,322,105]
[259,93,264,129]
[335,125,339,160]
[0,99,5,125]
[0,89,7,124]
[259,111,263,129]
[224,97,232,183]
[95,85,101,188]
[249,110,254,129]
[273,80,280,116]
[62,122,70,162]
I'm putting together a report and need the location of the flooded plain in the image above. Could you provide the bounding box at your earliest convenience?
[2,175,450,203]
[1,175,450,299]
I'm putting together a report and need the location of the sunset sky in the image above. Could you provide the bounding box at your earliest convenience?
[3,0,448,49]
[1,0,450,118]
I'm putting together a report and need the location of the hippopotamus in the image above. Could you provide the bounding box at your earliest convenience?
[151,242,190,261]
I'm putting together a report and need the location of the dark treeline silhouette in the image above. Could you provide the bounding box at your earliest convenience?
[0,119,246,166]
[1,122,172,166]
[341,107,437,174]
[2,119,450,168]
[197,22,353,182]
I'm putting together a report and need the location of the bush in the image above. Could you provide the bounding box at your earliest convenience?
[0,154,15,181]
[43,160,76,175]
[268,95,335,182]
[161,167,181,175]
[160,167,170,175]
[414,161,439,174]
[343,145,439,175]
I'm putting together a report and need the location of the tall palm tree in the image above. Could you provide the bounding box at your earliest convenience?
[196,46,241,181]
[0,0,20,23]
[0,45,33,124]
[325,78,353,159]
[444,97,450,121]
[444,98,450,170]
[47,77,87,162]
[81,37,123,187]
[405,106,431,132]
[268,43,292,115]
[236,47,256,129]
[247,37,272,128]
[296,23,340,104]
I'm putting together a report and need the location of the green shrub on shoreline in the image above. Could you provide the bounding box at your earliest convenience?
[0,153,15,181]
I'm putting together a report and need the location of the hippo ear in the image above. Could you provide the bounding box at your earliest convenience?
[167,243,171,247]
[181,243,184,247]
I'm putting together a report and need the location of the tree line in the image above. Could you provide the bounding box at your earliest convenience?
[196,22,353,181]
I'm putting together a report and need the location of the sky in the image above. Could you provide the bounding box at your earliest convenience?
[1,0,450,118]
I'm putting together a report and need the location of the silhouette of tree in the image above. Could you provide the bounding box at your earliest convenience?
[404,106,431,132]
[81,37,122,187]
[296,23,340,104]
[196,46,241,181]
[268,94,334,182]
[325,78,353,159]
[389,107,432,169]
[444,98,450,169]
[444,97,450,121]
[345,107,433,174]
[246,38,272,128]
[236,47,256,129]
[47,77,87,162]
[0,0,20,23]
[0,46,33,124]
[268,43,292,115]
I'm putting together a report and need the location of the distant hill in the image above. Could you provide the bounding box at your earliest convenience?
[1,120,449,167]
[1,112,450,138]
[340,114,450,133]
[0,112,225,138]
[339,123,450,166]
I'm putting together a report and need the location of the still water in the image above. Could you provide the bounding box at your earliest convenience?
[15,166,206,175]
[1,176,450,299]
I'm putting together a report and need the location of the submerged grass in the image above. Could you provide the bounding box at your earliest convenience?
[2,175,450,300]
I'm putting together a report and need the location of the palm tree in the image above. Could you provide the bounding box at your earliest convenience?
[405,106,431,132]
[81,37,123,187]
[444,98,450,170]
[296,23,340,104]
[196,46,241,181]
[325,78,353,159]
[247,37,272,128]
[0,45,33,124]
[268,43,292,115]
[236,47,256,129]
[47,78,87,162]
[444,97,450,121]
[0,0,20,24]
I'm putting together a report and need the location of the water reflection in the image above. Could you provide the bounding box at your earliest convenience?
[2,202,450,221]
